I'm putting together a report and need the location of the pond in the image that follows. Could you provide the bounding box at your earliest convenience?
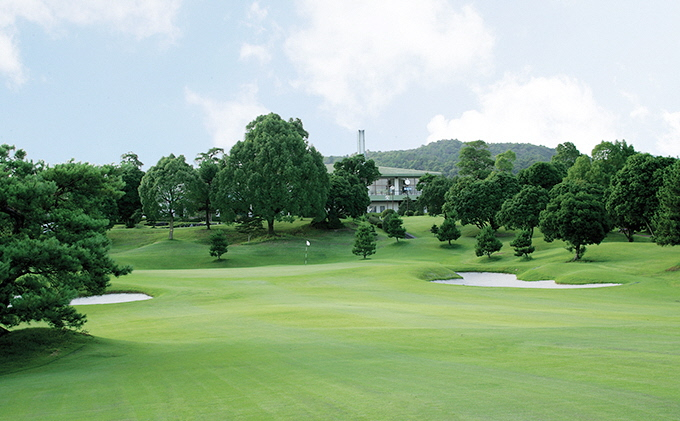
[432,272,621,289]
[70,293,153,305]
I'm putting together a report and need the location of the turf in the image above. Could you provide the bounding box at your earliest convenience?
[1,217,679,420]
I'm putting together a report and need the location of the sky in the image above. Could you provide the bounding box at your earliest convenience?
[1,0,679,168]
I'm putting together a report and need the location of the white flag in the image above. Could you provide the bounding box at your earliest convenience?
[306,241,310,246]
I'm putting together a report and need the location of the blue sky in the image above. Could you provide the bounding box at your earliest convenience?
[1,0,679,168]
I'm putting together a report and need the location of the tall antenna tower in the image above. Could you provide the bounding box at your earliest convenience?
[357,129,366,155]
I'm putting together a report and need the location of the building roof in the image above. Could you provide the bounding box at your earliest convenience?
[325,164,440,177]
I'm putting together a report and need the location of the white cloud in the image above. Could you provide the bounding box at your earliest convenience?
[185,85,269,151]
[0,0,181,85]
[657,111,680,157]
[239,43,271,64]
[285,0,494,128]
[427,74,618,154]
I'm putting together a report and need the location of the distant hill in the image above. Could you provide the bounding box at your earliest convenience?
[325,139,555,177]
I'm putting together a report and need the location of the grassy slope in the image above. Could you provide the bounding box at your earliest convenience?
[1,217,679,420]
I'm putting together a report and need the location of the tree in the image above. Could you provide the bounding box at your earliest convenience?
[510,230,535,259]
[333,154,381,186]
[0,145,132,330]
[457,140,494,179]
[324,171,370,228]
[654,160,680,246]
[539,181,612,261]
[517,161,563,190]
[352,223,377,259]
[551,142,582,176]
[475,226,502,258]
[415,173,453,216]
[117,152,144,228]
[588,140,636,187]
[436,217,461,245]
[209,231,228,260]
[494,150,516,173]
[217,113,329,236]
[383,212,406,242]
[606,154,675,241]
[193,148,225,230]
[235,215,264,243]
[496,185,550,235]
[139,154,198,240]
[446,172,519,229]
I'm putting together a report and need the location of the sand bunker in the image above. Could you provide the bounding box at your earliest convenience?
[70,293,153,305]
[433,272,620,289]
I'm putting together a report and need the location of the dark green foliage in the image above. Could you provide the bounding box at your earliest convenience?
[324,172,370,228]
[235,216,264,242]
[475,226,502,258]
[0,145,131,329]
[383,212,406,241]
[333,154,381,186]
[496,185,550,234]
[216,113,329,236]
[117,152,144,228]
[510,230,535,259]
[436,218,461,245]
[606,154,675,241]
[539,181,612,261]
[139,154,198,240]
[430,224,439,235]
[415,173,453,216]
[397,196,418,216]
[209,231,228,260]
[352,223,377,259]
[494,150,516,173]
[194,148,225,230]
[587,140,637,187]
[517,161,563,190]
[446,172,519,230]
[551,142,582,175]
[457,140,494,180]
[654,160,680,246]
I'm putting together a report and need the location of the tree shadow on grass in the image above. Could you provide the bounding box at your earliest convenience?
[439,243,462,250]
[0,328,93,375]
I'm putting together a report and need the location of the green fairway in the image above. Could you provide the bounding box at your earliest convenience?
[2,217,679,420]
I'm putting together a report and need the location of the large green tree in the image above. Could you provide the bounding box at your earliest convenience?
[475,226,502,258]
[588,140,636,187]
[551,142,582,175]
[217,113,329,236]
[415,173,453,216]
[333,154,380,186]
[457,140,494,180]
[606,154,675,241]
[139,154,198,240]
[117,152,145,228]
[193,148,225,230]
[324,172,370,228]
[0,145,131,330]
[654,160,680,246]
[496,185,550,235]
[446,172,519,229]
[539,181,611,261]
[517,161,563,190]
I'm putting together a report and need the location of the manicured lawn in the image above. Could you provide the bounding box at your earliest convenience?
[1,217,679,420]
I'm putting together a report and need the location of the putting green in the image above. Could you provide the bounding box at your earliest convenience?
[1,218,679,420]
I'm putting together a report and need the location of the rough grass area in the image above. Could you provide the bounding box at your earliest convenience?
[2,217,679,420]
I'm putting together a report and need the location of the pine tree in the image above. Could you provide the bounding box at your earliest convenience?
[510,230,535,259]
[436,218,461,245]
[475,226,502,258]
[353,223,377,259]
[209,231,229,260]
[383,213,406,242]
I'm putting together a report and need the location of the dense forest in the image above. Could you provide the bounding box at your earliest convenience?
[325,139,556,177]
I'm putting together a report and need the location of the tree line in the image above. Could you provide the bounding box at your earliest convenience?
[2,112,679,331]
[417,139,680,260]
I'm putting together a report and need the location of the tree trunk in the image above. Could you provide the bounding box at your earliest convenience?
[267,218,275,236]
[169,216,174,240]
[205,207,211,230]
